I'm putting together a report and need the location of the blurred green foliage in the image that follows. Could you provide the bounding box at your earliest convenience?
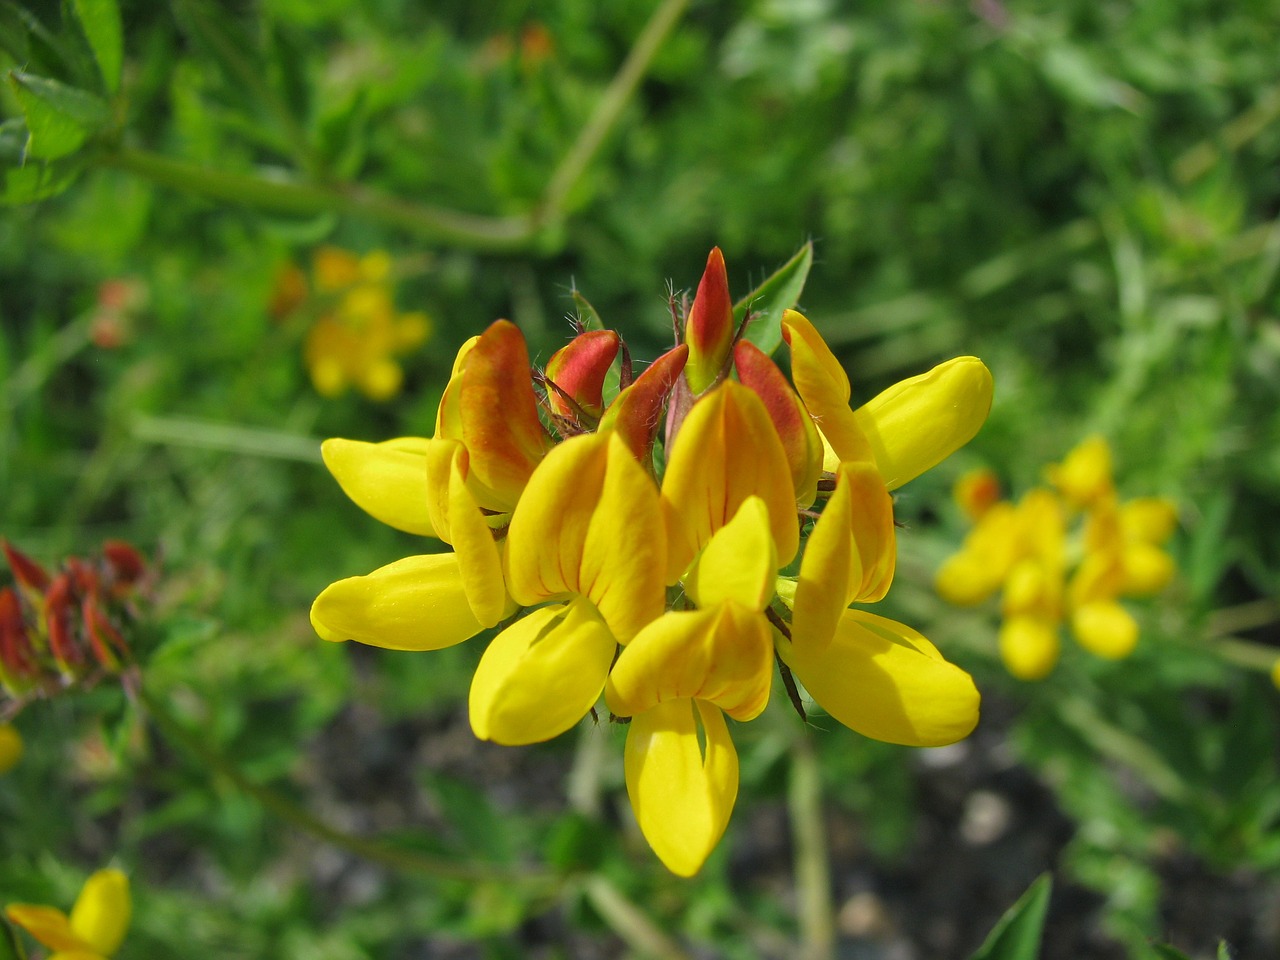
[2,0,1280,956]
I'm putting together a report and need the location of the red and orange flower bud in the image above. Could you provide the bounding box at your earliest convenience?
[683,248,735,395]
[543,329,621,424]
[2,540,50,594]
[599,344,689,464]
[733,341,824,509]
[0,586,37,689]
[102,540,146,596]
[82,596,129,671]
[44,573,86,676]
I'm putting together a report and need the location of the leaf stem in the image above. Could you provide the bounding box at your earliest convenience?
[579,874,693,960]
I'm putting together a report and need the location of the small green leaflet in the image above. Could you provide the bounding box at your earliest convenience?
[734,240,813,355]
[7,71,109,160]
[71,0,124,94]
[968,873,1052,960]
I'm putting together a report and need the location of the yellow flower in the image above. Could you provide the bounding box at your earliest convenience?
[0,723,21,773]
[6,869,130,959]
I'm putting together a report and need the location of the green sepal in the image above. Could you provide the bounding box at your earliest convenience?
[734,240,813,355]
[7,70,109,160]
[968,873,1052,960]
[0,119,86,203]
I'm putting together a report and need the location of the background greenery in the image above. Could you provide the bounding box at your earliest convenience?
[2,0,1278,957]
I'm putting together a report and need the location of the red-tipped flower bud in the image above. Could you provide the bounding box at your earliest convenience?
[599,344,689,464]
[2,540,50,593]
[0,586,37,688]
[543,330,621,423]
[44,573,86,676]
[102,540,147,594]
[683,248,734,394]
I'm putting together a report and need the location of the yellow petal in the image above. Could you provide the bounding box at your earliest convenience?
[1120,497,1178,544]
[1071,601,1138,660]
[934,552,1002,606]
[446,445,508,626]
[505,433,609,604]
[69,869,130,956]
[1121,543,1174,596]
[1046,435,1113,507]
[468,598,616,745]
[781,310,876,467]
[4,905,93,953]
[433,335,480,440]
[791,463,895,650]
[321,437,437,537]
[606,606,773,723]
[852,356,994,490]
[661,381,798,582]
[311,554,486,650]
[778,610,979,746]
[683,496,776,612]
[624,699,738,877]
[998,617,1061,681]
[580,434,667,642]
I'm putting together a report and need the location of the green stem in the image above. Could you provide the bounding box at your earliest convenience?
[579,874,693,960]
[139,687,557,886]
[536,0,693,225]
[789,731,835,960]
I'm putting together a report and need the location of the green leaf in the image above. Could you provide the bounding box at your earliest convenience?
[0,917,25,960]
[1150,946,1193,960]
[7,71,109,160]
[1217,942,1234,960]
[969,874,1052,960]
[70,0,123,93]
[0,120,85,203]
[734,240,813,354]
[0,3,30,63]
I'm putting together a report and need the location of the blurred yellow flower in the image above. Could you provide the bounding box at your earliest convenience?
[937,436,1178,679]
[0,723,21,773]
[5,869,131,960]
[270,246,432,401]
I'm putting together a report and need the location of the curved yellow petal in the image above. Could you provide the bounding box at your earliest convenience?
[683,496,776,613]
[70,869,130,956]
[433,335,480,440]
[311,554,486,650]
[1121,543,1174,596]
[505,433,609,605]
[1071,601,1138,660]
[624,699,738,877]
[468,598,616,745]
[446,445,508,626]
[791,463,895,650]
[4,906,92,953]
[661,381,798,582]
[606,606,772,722]
[321,437,437,537]
[580,434,667,642]
[778,610,979,746]
[781,310,876,467]
[852,356,994,490]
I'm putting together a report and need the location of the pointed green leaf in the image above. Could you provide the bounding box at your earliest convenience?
[7,71,109,159]
[1150,946,1193,960]
[0,916,25,960]
[71,0,123,93]
[572,287,604,331]
[1217,943,1234,960]
[969,874,1052,960]
[734,240,813,355]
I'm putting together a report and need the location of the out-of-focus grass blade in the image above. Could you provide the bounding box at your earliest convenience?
[132,415,322,463]
[968,873,1052,960]
[70,0,123,94]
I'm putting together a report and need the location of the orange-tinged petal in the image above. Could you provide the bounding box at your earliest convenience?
[733,340,824,508]
[468,598,616,745]
[998,617,1061,681]
[580,434,667,642]
[623,698,738,877]
[606,606,773,722]
[321,437,437,537]
[777,609,980,746]
[311,554,487,650]
[598,344,689,465]
[69,869,129,956]
[505,434,609,605]
[544,330,620,420]
[661,381,798,582]
[781,310,876,467]
[953,467,1001,521]
[684,248,734,394]
[1071,601,1138,659]
[5,906,94,953]
[683,497,776,613]
[434,336,480,440]
[852,356,994,490]
[458,320,550,510]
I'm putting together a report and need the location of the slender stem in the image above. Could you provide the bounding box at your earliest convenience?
[789,732,835,960]
[1204,599,1280,638]
[139,687,557,886]
[579,874,693,960]
[537,0,693,224]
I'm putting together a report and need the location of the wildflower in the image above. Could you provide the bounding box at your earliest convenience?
[271,246,432,401]
[0,723,21,773]
[6,868,131,959]
[937,437,1178,679]
[314,248,992,874]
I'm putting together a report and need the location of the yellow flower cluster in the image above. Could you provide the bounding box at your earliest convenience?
[5,868,131,960]
[936,436,1178,680]
[271,247,431,401]
[312,249,994,875]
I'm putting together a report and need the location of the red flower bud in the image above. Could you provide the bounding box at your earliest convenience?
[543,330,621,423]
[683,248,734,394]
[599,344,689,464]
[44,573,86,675]
[0,586,37,687]
[2,540,49,593]
[83,597,127,671]
[102,540,146,592]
